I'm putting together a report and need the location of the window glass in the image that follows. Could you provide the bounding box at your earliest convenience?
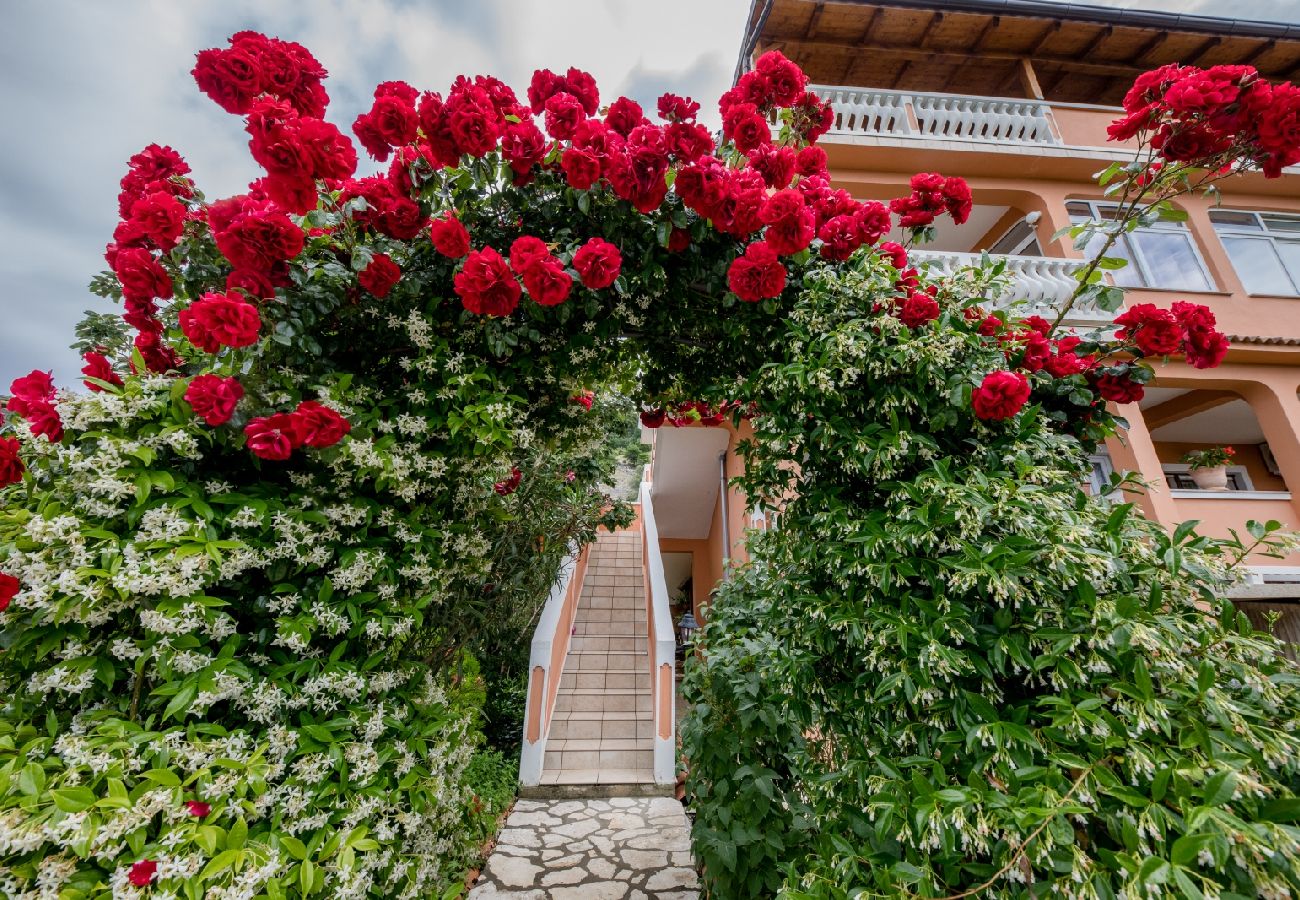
[1274,240,1300,294]
[1263,214,1300,235]
[988,219,1042,256]
[1221,236,1295,295]
[1131,230,1213,291]
[1209,210,1262,230]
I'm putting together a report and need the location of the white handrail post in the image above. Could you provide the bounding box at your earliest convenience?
[639,480,678,786]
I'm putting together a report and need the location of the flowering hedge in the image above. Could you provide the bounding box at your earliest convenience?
[0,30,1296,899]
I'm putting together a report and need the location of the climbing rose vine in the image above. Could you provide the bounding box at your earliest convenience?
[0,29,1289,900]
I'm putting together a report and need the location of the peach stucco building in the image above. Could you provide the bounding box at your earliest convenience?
[518,0,1300,790]
[649,0,1300,643]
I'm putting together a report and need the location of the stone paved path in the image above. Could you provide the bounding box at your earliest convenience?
[467,797,699,899]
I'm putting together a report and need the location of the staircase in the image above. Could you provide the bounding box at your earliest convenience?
[539,530,656,787]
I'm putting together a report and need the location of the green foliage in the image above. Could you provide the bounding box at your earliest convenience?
[682,259,1300,899]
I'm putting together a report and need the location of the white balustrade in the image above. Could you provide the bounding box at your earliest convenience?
[910,251,1107,324]
[808,85,1061,146]
[639,476,678,786]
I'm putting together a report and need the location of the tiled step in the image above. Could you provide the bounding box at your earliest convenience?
[553,691,652,714]
[564,651,646,670]
[537,767,655,786]
[573,621,647,636]
[569,636,646,652]
[559,671,651,691]
[544,747,655,771]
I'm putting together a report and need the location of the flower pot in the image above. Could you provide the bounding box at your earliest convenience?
[1190,465,1230,491]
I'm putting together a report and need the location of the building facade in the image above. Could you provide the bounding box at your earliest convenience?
[650,0,1300,639]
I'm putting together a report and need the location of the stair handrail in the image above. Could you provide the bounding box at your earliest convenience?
[639,477,678,785]
[518,542,588,786]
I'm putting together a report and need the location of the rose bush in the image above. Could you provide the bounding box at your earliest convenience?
[0,32,1295,900]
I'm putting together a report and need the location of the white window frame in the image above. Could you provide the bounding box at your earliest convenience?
[1067,199,1216,292]
[1209,209,1300,297]
[1161,463,1255,492]
[1086,451,1123,503]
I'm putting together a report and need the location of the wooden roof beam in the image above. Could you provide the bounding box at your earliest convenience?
[891,59,912,90]
[803,2,826,40]
[1077,25,1113,62]
[1240,39,1276,67]
[917,12,944,49]
[1143,390,1239,431]
[1125,30,1168,65]
[1187,35,1223,67]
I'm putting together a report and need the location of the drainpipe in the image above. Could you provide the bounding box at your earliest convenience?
[718,453,731,579]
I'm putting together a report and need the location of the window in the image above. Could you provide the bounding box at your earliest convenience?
[1067,200,1214,292]
[1209,210,1300,296]
[987,217,1043,256]
[1162,464,1254,491]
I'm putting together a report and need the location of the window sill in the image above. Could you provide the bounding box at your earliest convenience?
[1170,490,1292,500]
[1245,293,1300,300]
[1123,286,1231,296]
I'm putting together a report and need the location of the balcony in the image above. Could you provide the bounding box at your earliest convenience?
[911,251,1108,325]
[811,85,1062,147]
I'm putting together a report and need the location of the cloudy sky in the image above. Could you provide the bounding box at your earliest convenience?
[1,0,1296,389]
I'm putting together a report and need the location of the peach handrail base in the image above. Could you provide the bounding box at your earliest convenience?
[639,477,678,786]
[518,543,588,787]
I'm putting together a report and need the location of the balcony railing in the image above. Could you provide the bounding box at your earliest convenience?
[911,251,1108,324]
[810,85,1061,146]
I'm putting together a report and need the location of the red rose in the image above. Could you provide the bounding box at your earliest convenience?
[359,253,401,297]
[446,82,502,157]
[185,374,245,426]
[429,214,471,258]
[796,145,827,177]
[756,50,808,106]
[179,293,262,352]
[562,147,602,190]
[1044,337,1091,377]
[0,572,17,611]
[878,241,908,270]
[185,801,212,818]
[571,391,594,410]
[1093,371,1145,404]
[293,400,351,448]
[455,247,521,316]
[639,409,667,429]
[818,214,863,261]
[723,102,771,155]
[727,240,786,302]
[128,191,187,251]
[495,466,523,496]
[127,860,158,888]
[213,209,304,271]
[1114,303,1183,357]
[605,97,646,137]
[501,119,548,178]
[244,413,303,460]
[26,405,63,443]
[855,202,891,245]
[899,292,940,328]
[972,371,1031,420]
[226,267,276,300]
[112,248,173,303]
[0,438,23,487]
[522,257,572,307]
[192,46,263,114]
[572,238,622,289]
[657,93,699,122]
[9,370,56,414]
[1185,330,1230,368]
[667,228,691,253]
[81,352,124,392]
[748,144,797,190]
[134,328,182,374]
[1152,123,1231,163]
[510,236,551,273]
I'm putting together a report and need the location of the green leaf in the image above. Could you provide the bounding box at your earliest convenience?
[1202,770,1237,807]
[201,849,240,880]
[51,787,98,813]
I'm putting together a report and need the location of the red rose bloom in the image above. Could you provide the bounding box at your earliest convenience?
[293,400,351,448]
[495,466,523,496]
[0,438,23,487]
[129,191,187,251]
[359,253,401,297]
[1114,303,1183,357]
[796,145,828,177]
[571,391,594,410]
[0,572,17,611]
[572,238,622,289]
[818,214,863,261]
[667,228,691,253]
[78,352,122,392]
[8,370,55,418]
[127,860,158,888]
[639,409,667,429]
[522,257,573,307]
[510,236,551,273]
[244,413,304,460]
[112,248,173,303]
[185,374,245,426]
[186,801,212,818]
[429,214,471,258]
[899,291,940,328]
[1094,371,1145,404]
[972,370,1031,421]
[180,293,262,352]
[213,209,305,271]
[723,102,771,155]
[562,147,602,190]
[455,247,521,316]
[727,241,786,302]
[760,190,815,256]
[501,119,548,179]
[605,97,646,136]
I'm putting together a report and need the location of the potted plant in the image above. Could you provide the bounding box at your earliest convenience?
[1182,445,1236,491]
